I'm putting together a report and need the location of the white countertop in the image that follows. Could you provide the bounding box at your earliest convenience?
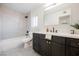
[34,32,79,39]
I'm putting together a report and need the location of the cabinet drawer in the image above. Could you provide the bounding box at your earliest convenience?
[52,36,66,45]
[33,33,45,39]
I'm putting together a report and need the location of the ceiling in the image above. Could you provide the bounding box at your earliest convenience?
[1,3,44,14]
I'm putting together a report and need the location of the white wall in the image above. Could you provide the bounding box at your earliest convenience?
[70,3,79,25]
[30,7,44,32]
[0,6,3,40]
[0,11,1,40]
[0,6,29,39]
[44,12,59,25]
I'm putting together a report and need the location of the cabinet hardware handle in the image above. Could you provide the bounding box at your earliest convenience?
[77,43,79,45]
[49,42,50,44]
[46,41,48,43]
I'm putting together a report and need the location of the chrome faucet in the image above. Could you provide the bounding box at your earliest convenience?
[53,27,55,32]
[70,30,74,34]
[52,27,58,33]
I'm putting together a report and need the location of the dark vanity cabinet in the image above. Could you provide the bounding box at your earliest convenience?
[65,38,71,56]
[51,36,66,56]
[70,39,79,56]
[33,33,52,56]
[33,33,46,55]
[52,36,79,56]
[66,38,79,56]
[45,39,52,56]
[33,33,79,56]
[33,33,40,53]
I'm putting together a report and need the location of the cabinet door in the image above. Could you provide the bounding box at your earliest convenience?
[39,39,52,56]
[70,47,79,56]
[52,36,66,56]
[45,39,52,56]
[53,42,65,56]
[33,33,45,55]
[65,38,71,56]
[39,39,47,56]
[70,39,79,56]
[52,36,66,45]
[69,38,79,56]
[33,33,39,53]
[66,38,79,56]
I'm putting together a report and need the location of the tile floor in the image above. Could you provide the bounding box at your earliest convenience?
[0,45,39,56]
[0,36,40,56]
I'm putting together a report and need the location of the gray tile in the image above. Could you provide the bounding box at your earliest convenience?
[0,45,40,56]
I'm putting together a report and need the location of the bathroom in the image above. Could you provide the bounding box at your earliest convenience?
[0,3,79,56]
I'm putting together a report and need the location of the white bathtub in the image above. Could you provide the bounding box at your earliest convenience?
[0,36,32,51]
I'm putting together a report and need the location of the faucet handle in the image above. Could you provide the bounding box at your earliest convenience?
[70,30,74,34]
[55,30,58,33]
[53,27,54,32]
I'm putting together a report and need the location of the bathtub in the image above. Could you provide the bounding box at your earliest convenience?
[0,36,32,51]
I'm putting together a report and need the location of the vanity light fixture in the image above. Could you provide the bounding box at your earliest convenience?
[44,3,63,11]
[43,3,56,7]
